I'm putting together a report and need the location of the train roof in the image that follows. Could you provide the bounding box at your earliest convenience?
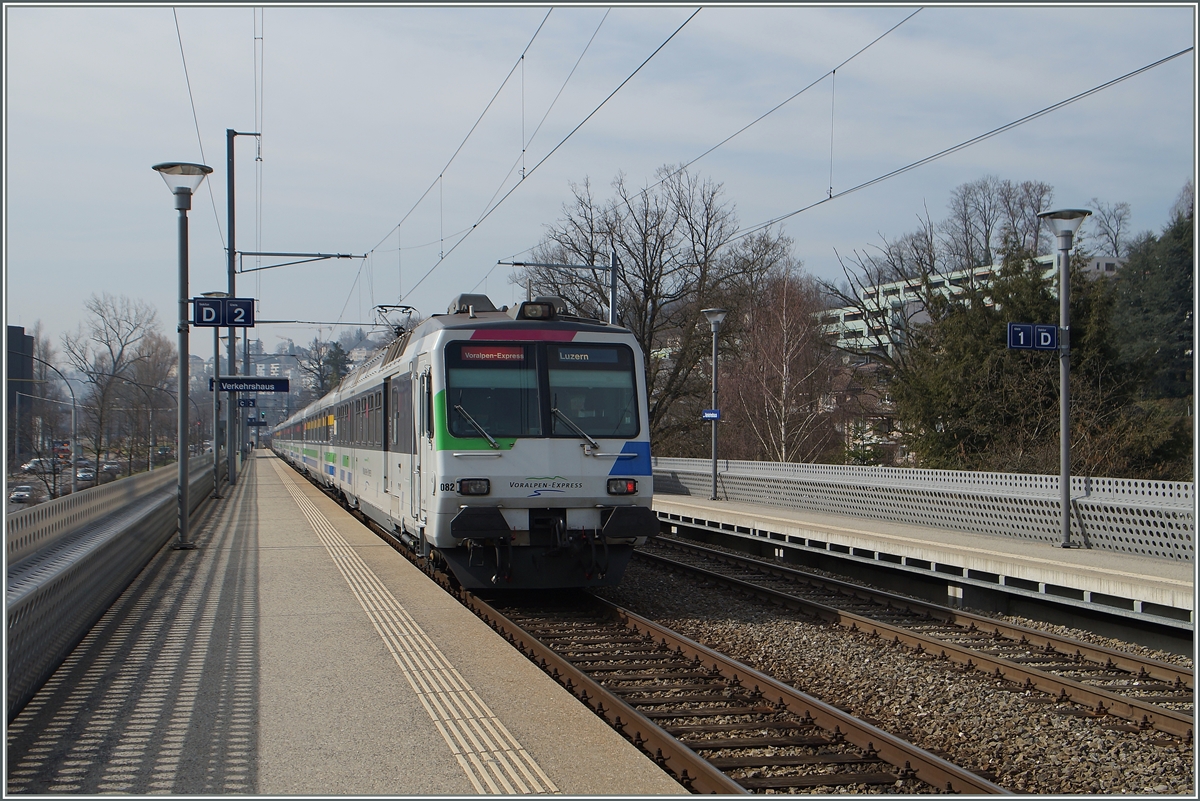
[329,294,627,396]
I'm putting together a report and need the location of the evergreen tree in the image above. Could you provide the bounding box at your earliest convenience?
[1109,207,1193,400]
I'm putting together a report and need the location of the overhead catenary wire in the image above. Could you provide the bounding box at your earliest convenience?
[172,8,225,250]
[500,7,918,264]
[734,45,1195,242]
[400,7,702,302]
[254,7,265,298]
[361,8,554,259]
[635,7,922,207]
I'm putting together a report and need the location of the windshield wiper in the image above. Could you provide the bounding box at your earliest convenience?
[552,406,600,450]
[454,403,500,449]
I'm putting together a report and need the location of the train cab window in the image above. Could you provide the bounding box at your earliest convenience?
[548,344,639,438]
[445,343,541,438]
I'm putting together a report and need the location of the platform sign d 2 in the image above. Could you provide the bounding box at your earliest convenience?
[191,297,255,328]
[1008,323,1059,351]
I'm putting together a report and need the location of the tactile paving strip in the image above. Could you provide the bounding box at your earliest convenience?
[270,460,558,795]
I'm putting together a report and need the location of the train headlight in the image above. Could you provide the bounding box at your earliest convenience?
[458,478,491,496]
[607,478,638,495]
[515,301,554,320]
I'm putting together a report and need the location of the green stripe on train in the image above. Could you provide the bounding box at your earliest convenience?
[432,389,514,451]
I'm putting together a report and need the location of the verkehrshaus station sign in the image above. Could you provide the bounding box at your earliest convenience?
[217,377,289,393]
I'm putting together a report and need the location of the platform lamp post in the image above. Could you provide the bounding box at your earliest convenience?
[153,161,212,550]
[701,308,728,501]
[202,291,229,498]
[1037,208,1091,549]
[26,354,77,496]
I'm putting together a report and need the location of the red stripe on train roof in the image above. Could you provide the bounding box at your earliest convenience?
[470,329,578,341]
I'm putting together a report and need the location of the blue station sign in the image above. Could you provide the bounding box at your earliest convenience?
[701,409,721,421]
[1007,323,1058,351]
[191,297,256,328]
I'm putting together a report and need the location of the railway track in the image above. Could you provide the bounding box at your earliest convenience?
[638,536,1194,741]
[468,591,1010,794]
[336,497,1007,793]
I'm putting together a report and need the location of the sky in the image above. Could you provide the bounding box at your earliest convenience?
[4,3,1196,359]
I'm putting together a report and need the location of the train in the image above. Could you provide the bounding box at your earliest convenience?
[272,293,658,589]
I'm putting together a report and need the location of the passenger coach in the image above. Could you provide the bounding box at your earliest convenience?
[274,293,658,589]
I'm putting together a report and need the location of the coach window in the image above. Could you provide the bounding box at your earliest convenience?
[366,395,373,445]
[375,390,383,447]
[394,375,413,453]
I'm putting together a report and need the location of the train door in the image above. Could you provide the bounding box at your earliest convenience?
[382,377,391,495]
[410,358,431,523]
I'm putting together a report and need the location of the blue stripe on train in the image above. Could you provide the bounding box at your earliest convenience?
[608,441,651,476]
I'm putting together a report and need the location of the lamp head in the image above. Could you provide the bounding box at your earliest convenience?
[702,307,728,332]
[1038,208,1092,239]
[201,291,230,298]
[153,162,212,209]
[153,162,213,193]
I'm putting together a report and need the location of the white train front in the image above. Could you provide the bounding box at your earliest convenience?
[273,294,658,589]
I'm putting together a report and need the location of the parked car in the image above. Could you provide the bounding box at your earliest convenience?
[76,468,97,482]
[21,458,51,473]
[9,485,34,503]
[102,462,122,474]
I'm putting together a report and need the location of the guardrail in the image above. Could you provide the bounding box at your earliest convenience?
[6,456,223,721]
[652,458,1194,562]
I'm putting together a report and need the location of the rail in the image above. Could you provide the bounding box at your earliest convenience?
[653,458,1194,562]
[6,456,224,721]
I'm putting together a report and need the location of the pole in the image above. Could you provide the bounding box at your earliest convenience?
[213,326,222,497]
[26,353,77,495]
[226,129,238,488]
[1058,232,1072,548]
[609,249,618,326]
[710,326,719,501]
[70,396,77,495]
[243,332,250,459]
[175,187,194,549]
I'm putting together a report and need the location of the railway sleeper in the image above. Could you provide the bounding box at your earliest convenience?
[739,771,901,790]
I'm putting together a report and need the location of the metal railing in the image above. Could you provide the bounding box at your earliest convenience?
[653,458,1194,562]
[6,456,222,721]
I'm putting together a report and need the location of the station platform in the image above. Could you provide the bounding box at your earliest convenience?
[653,495,1195,635]
[5,451,685,795]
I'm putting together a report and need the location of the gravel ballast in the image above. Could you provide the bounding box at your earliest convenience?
[597,559,1195,795]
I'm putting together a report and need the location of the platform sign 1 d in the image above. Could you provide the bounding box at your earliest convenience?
[1008,323,1058,351]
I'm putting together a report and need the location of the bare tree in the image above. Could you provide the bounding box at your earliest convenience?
[295,336,348,398]
[116,329,177,474]
[521,166,781,451]
[1169,178,1193,221]
[1087,197,1132,258]
[940,175,1003,271]
[997,179,1054,256]
[722,266,841,462]
[61,293,159,472]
